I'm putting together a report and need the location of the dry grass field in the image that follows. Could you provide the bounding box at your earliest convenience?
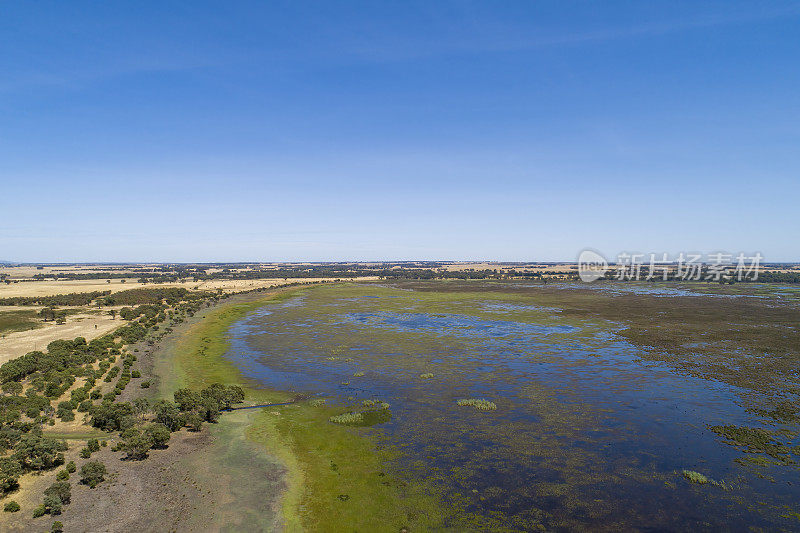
[0,276,375,299]
[0,310,121,364]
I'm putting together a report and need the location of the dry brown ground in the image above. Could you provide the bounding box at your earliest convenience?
[2,427,254,533]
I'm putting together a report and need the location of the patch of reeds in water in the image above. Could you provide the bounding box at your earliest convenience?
[456,398,497,411]
[419,373,435,379]
[330,412,364,425]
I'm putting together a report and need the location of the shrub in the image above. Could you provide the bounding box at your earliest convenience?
[79,447,91,459]
[33,504,47,518]
[419,373,434,379]
[52,521,64,533]
[140,381,151,389]
[65,461,76,473]
[122,431,154,460]
[79,461,107,488]
[3,500,20,512]
[329,412,364,425]
[682,470,709,484]
[0,457,23,493]
[56,469,69,481]
[131,370,141,378]
[87,438,100,452]
[456,398,497,411]
[144,423,171,448]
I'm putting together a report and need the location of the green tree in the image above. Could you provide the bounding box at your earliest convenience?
[153,400,183,431]
[1,381,22,396]
[79,461,107,488]
[0,457,22,493]
[144,423,171,449]
[122,431,153,460]
[13,434,67,471]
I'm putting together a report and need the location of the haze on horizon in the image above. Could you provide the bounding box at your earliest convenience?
[1,1,798,263]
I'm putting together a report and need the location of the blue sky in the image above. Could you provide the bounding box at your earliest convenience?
[1,1,798,262]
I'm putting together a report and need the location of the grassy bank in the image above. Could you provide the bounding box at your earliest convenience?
[158,286,447,531]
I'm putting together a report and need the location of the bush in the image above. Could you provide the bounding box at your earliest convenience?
[3,500,20,512]
[145,423,171,448]
[140,381,151,389]
[56,469,69,481]
[65,461,76,473]
[87,438,100,452]
[456,398,497,411]
[79,447,91,459]
[79,461,107,488]
[122,431,154,460]
[44,481,71,505]
[52,521,64,533]
[33,504,47,518]
[0,456,23,493]
[131,370,141,378]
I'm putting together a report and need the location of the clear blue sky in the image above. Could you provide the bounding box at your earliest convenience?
[1,1,798,262]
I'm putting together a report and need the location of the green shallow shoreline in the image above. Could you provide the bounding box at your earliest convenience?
[155,286,449,531]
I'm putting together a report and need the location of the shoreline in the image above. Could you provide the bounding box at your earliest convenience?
[147,284,447,531]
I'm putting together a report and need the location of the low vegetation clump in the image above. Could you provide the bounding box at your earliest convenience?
[353,371,365,377]
[309,398,326,407]
[682,470,709,484]
[330,412,364,425]
[419,373,434,379]
[42,481,71,515]
[457,398,497,411]
[80,461,107,488]
[3,500,20,512]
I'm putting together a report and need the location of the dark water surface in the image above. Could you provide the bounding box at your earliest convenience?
[224,282,800,530]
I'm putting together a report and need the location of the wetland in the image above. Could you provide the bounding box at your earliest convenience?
[225,280,800,530]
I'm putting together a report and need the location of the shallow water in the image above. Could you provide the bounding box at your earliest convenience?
[225,282,800,530]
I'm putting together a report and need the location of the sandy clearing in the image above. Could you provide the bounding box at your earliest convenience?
[0,313,122,363]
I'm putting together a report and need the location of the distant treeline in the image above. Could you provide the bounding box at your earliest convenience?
[598,269,800,284]
[101,287,212,306]
[0,291,112,306]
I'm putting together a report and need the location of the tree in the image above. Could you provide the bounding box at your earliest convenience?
[13,434,67,471]
[122,431,153,460]
[153,400,183,431]
[39,307,55,322]
[144,423,171,449]
[79,461,107,488]
[173,388,201,411]
[0,457,22,493]
[43,481,71,514]
[1,381,22,396]
[132,397,150,419]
